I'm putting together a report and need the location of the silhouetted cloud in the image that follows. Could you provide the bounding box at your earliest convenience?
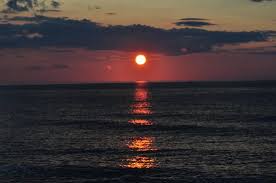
[26,64,69,71]
[250,0,274,2]
[175,18,215,27]
[0,16,270,55]
[175,21,215,27]
[3,15,62,22]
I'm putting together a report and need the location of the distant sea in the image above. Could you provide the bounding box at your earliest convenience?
[0,81,275,182]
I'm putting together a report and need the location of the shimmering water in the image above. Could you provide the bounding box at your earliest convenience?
[0,82,275,182]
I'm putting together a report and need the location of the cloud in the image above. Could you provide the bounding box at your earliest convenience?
[26,64,69,71]
[26,65,45,71]
[15,55,25,58]
[174,21,215,27]
[174,18,215,27]
[51,64,69,69]
[105,12,117,16]
[214,40,276,55]
[88,5,101,11]
[0,16,270,55]
[1,0,60,13]
[250,0,274,2]
[36,9,61,13]
[2,15,64,23]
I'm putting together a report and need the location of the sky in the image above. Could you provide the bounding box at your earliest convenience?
[0,0,276,84]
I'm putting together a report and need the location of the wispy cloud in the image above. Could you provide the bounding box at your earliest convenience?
[105,12,117,16]
[250,0,275,2]
[174,18,216,27]
[26,64,70,71]
[88,5,101,11]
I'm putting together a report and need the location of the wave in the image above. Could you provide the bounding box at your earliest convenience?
[1,118,275,137]
[1,164,275,183]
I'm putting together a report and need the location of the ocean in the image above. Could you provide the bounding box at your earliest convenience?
[0,81,275,182]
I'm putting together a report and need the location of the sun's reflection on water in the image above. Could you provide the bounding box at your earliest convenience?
[127,137,157,152]
[131,104,152,115]
[130,87,152,115]
[134,87,149,101]
[122,156,157,169]
[128,119,153,126]
[122,137,157,169]
[121,82,158,169]
[129,83,153,123]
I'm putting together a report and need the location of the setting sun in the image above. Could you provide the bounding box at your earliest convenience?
[135,55,147,65]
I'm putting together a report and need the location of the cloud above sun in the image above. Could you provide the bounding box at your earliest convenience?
[0,0,275,56]
[0,15,270,56]
[250,0,275,2]
[174,18,216,27]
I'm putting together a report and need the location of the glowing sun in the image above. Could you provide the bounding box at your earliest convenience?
[135,55,147,65]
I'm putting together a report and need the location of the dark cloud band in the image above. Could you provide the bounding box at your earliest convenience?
[0,16,270,55]
[174,20,215,27]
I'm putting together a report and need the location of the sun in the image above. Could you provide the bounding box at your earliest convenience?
[135,55,147,65]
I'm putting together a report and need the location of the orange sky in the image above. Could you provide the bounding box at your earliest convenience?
[1,0,276,31]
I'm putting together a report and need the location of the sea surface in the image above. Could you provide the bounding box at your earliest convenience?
[0,81,275,182]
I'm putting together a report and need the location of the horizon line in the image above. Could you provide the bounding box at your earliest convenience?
[1,80,276,88]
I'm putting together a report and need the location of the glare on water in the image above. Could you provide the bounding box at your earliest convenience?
[121,82,158,169]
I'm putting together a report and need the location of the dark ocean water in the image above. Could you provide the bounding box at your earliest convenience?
[0,81,275,182]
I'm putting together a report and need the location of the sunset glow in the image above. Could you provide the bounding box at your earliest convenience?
[0,0,275,181]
